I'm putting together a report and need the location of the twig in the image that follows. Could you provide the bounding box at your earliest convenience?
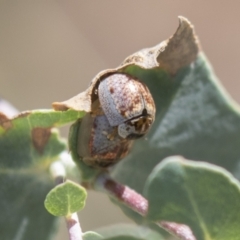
[66,213,83,240]
[95,173,148,216]
[94,173,196,240]
[159,222,196,240]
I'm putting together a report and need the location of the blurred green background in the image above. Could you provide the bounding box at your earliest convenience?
[0,1,239,239]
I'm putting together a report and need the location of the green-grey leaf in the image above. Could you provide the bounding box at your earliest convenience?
[96,224,164,240]
[44,180,87,216]
[113,51,240,191]
[144,156,240,240]
[0,106,84,239]
[83,231,104,240]
[0,109,84,168]
[111,34,240,226]
[0,170,56,240]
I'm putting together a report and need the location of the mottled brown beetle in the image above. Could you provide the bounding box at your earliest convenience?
[78,73,155,168]
[98,73,155,139]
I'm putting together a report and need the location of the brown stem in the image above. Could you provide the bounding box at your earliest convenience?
[105,177,148,216]
[94,173,196,240]
[159,222,196,240]
[66,213,83,240]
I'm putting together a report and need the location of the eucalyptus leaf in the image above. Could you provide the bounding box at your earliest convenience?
[44,180,87,217]
[0,106,84,240]
[111,24,240,227]
[144,156,240,240]
[113,49,240,193]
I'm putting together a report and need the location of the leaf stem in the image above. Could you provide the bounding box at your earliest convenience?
[94,173,196,240]
[66,213,83,240]
[159,221,196,240]
[95,172,148,216]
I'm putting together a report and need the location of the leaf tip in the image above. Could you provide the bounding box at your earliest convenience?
[52,91,91,113]
[52,102,70,111]
[157,16,200,74]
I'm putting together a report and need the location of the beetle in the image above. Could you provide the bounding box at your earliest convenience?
[77,73,155,168]
[98,73,156,139]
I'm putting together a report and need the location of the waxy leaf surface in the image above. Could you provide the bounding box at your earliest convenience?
[45,180,87,216]
[110,19,240,232]
[0,105,84,240]
[144,157,240,240]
